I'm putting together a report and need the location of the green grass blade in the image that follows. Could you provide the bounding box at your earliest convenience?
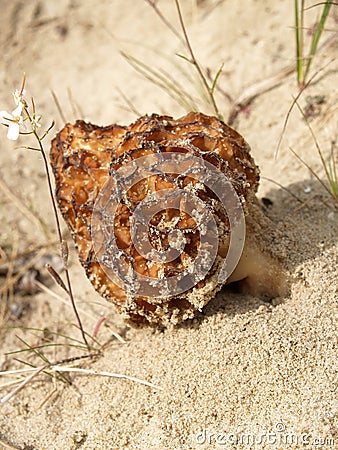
[6,342,91,355]
[295,0,304,87]
[5,326,93,347]
[13,337,72,384]
[304,0,333,82]
[327,142,338,198]
[13,358,70,384]
[14,335,50,364]
[121,51,198,111]
[211,63,224,96]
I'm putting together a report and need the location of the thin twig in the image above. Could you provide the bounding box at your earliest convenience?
[228,64,295,125]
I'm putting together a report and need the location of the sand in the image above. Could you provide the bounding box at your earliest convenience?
[0,1,337,449]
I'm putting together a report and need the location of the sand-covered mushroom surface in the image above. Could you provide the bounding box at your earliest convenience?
[0,1,337,449]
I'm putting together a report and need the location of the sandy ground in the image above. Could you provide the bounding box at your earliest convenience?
[0,0,337,449]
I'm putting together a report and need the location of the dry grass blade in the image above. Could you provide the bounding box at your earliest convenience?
[1,365,47,403]
[67,87,85,119]
[261,176,304,204]
[116,87,142,116]
[293,99,338,202]
[228,64,295,125]
[7,341,91,355]
[289,146,334,199]
[51,90,67,123]
[49,366,163,390]
[34,280,127,344]
[275,58,334,157]
[46,263,69,293]
[0,353,100,404]
[0,177,48,235]
[5,326,99,350]
[0,363,163,404]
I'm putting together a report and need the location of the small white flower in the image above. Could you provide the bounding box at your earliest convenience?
[0,101,24,140]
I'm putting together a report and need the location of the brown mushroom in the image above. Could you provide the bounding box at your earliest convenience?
[50,112,287,325]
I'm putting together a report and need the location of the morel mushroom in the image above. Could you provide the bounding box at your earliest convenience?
[50,112,287,325]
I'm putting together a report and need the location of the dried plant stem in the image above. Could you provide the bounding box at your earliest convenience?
[1,365,47,403]
[0,362,163,403]
[39,147,89,349]
[0,354,95,403]
[25,106,89,349]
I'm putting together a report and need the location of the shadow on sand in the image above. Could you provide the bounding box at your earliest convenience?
[179,178,337,328]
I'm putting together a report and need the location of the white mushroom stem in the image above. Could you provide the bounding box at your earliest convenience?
[226,210,289,299]
[227,240,287,298]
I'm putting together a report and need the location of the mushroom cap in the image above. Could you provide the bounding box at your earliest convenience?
[50,112,259,325]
